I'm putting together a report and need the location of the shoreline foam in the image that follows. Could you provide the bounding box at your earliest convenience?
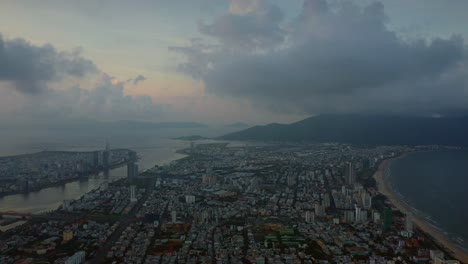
[374,155,468,263]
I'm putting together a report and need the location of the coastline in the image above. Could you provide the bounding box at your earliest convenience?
[375,155,468,263]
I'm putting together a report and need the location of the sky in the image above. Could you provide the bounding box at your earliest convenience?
[0,0,468,126]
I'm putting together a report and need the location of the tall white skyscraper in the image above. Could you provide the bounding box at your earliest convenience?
[355,205,362,223]
[130,185,137,202]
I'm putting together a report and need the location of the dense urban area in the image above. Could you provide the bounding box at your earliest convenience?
[0,142,462,264]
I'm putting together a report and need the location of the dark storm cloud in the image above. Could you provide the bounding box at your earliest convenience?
[172,0,468,115]
[0,34,97,94]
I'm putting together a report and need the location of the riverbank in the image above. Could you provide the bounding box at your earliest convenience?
[374,156,468,263]
[0,159,129,199]
[0,141,187,214]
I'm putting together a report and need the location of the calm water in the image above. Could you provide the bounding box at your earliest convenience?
[388,150,468,249]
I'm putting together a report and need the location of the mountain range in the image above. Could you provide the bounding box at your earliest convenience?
[220,115,468,146]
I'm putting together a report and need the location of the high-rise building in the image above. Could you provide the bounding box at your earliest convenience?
[430,250,444,262]
[405,214,413,234]
[355,205,362,223]
[383,207,393,231]
[100,181,109,191]
[342,185,348,195]
[305,211,315,223]
[63,200,73,211]
[287,174,296,186]
[202,167,217,185]
[128,150,137,162]
[360,210,368,223]
[63,230,73,242]
[314,202,324,217]
[65,251,85,264]
[130,185,137,202]
[344,162,355,187]
[363,158,371,169]
[171,210,177,223]
[362,192,372,209]
[103,143,111,168]
[185,195,196,204]
[322,193,331,208]
[373,211,381,223]
[344,210,355,223]
[93,151,101,168]
[127,162,138,180]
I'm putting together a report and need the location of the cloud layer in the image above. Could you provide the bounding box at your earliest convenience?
[0,34,161,122]
[0,35,97,93]
[172,0,468,115]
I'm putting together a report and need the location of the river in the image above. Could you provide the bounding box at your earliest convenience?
[0,139,189,214]
[0,128,211,214]
[0,126,263,214]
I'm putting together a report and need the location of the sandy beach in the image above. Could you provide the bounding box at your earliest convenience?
[374,157,468,263]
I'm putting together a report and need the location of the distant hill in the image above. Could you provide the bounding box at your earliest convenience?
[174,135,210,141]
[220,115,468,146]
[110,120,208,129]
[225,122,250,129]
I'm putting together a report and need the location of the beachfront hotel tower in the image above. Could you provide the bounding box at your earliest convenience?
[383,207,393,231]
[405,214,413,234]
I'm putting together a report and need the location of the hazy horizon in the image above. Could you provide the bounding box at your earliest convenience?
[1,0,468,128]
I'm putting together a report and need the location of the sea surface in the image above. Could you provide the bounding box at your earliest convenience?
[0,127,236,214]
[387,149,468,250]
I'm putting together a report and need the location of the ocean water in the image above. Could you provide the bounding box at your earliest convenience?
[388,150,468,250]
